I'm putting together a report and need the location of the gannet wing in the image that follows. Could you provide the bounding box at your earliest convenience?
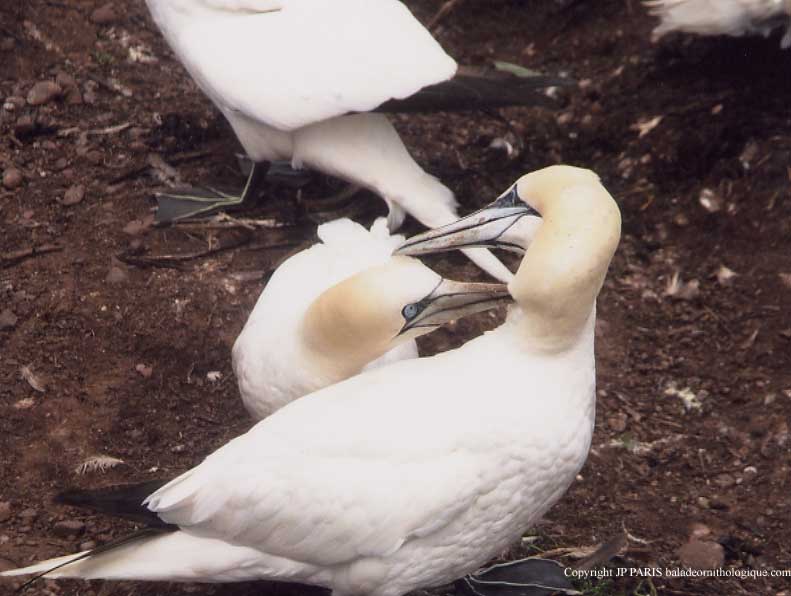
[175,0,457,131]
[143,362,506,567]
[144,446,492,567]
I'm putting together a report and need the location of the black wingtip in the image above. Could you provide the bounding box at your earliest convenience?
[55,479,173,528]
[376,67,574,114]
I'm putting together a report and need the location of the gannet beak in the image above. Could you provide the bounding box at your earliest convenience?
[394,186,538,256]
[398,279,511,335]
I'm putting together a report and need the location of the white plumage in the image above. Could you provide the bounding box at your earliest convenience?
[2,166,621,596]
[149,0,456,132]
[145,0,520,282]
[645,0,791,47]
[233,216,513,419]
[232,218,414,419]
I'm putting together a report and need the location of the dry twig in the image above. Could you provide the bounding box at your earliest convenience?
[428,0,464,31]
[0,244,62,269]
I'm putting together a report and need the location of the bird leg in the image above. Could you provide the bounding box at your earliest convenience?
[154,160,270,224]
[456,558,580,596]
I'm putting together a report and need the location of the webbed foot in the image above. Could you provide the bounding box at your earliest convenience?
[457,558,579,596]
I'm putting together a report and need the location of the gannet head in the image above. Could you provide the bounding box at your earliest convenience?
[396,165,621,349]
[303,256,510,365]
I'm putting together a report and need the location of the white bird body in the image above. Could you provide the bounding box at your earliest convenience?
[144,0,514,281]
[232,218,418,419]
[3,166,621,596]
[4,312,596,594]
[645,0,791,47]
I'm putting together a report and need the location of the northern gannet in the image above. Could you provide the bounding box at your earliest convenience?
[144,0,568,283]
[2,165,620,596]
[645,0,791,48]
[233,217,510,420]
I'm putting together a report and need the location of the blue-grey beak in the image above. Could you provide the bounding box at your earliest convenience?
[395,186,538,256]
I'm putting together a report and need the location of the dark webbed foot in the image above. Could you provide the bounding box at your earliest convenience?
[457,558,579,596]
[154,161,269,224]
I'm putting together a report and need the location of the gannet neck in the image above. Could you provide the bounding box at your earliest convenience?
[508,165,621,351]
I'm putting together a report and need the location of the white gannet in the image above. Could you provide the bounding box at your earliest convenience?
[645,0,791,48]
[233,216,510,420]
[144,0,569,283]
[2,165,620,596]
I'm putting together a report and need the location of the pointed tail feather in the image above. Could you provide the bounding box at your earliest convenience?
[1,530,314,585]
[1,528,169,590]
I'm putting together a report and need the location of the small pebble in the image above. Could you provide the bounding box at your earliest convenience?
[135,363,153,378]
[0,501,11,522]
[106,266,129,284]
[91,3,118,25]
[714,473,735,488]
[0,309,17,330]
[678,539,725,570]
[79,540,97,551]
[26,80,62,106]
[607,412,628,432]
[86,150,103,165]
[3,96,24,111]
[14,115,35,136]
[18,508,38,521]
[742,466,758,483]
[61,184,85,206]
[2,167,23,189]
[122,215,154,236]
[53,520,86,538]
[56,72,82,105]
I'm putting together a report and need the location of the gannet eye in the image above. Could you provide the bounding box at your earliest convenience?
[402,303,420,320]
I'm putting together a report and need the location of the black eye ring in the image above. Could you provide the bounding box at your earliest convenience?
[402,303,420,320]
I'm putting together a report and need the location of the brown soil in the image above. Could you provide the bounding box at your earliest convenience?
[1,1,790,595]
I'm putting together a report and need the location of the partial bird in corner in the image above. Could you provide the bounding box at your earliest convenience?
[644,0,791,48]
[144,0,572,282]
[233,217,512,420]
[1,165,619,596]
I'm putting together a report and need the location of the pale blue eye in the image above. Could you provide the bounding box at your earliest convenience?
[402,303,419,319]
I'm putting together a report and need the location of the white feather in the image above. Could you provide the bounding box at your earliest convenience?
[232,218,415,419]
[645,0,791,46]
[146,0,456,132]
[144,0,511,281]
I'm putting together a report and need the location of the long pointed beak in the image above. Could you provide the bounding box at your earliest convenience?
[399,279,511,335]
[394,189,538,257]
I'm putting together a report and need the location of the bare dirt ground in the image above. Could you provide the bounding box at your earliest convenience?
[1,1,790,595]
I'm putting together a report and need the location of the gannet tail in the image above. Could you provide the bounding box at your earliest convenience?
[0,530,312,584]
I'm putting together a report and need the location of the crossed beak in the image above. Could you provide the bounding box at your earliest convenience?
[399,279,512,335]
[394,186,538,257]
